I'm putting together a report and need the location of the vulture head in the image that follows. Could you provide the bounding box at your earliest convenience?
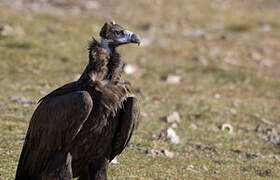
[99,21,141,53]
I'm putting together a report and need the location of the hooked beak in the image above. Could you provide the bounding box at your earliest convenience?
[130,33,141,46]
[119,30,141,46]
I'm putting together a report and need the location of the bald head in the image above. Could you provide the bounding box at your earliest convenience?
[99,21,141,53]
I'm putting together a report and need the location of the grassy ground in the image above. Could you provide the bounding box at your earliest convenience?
[0,0,280,179]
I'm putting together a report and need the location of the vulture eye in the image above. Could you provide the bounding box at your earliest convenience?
[115,31,123,36]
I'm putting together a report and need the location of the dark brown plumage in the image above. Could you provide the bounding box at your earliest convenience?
[15,22,141,180]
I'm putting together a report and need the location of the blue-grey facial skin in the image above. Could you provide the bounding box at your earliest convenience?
[116,30,141,46]
[101,30,141,53]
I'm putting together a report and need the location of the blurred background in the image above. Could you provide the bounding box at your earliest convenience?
[0,0,280,179]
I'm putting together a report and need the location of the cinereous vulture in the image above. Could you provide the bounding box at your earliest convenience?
[15,21,141,180]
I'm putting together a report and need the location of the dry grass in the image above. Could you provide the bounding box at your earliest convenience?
[0,0,280,179]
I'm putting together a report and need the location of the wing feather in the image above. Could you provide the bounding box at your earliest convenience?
[15,91,93,180]
[110,96,140,161]
[38,81,81,103]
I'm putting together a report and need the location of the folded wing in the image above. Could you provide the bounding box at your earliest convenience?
[15,91,93,180]
[110,96,140,161]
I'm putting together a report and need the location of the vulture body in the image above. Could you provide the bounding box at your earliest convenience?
[15,22,141,180]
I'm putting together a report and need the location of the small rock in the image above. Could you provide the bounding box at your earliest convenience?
[0,24,24,37]
[259,59,273,67]
[165,112,181,123]
[181,165,198,173]
[189,123,197,130]
[161,75,181,84]
[246,153,260,159]
[249,51,262,61]
[146,149,174,158]
[221,123,233,134]
[111,158,118,164]
[265,129,280,146]
[261,118,274,126]
[229,108,237,115]
[12,97,36,107]
[0,25,14,36]
[167,128,180,144]
[146,149,163,157]
[214,94,221,99]
[124,64,140,75]
[202,165,208,171]
[163,149,174,158]
[254,113,261,119]
[273,155,280,161]
[260,24,271,32]
[158,127,180,144]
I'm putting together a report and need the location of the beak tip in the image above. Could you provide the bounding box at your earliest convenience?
[131,33,141,46]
